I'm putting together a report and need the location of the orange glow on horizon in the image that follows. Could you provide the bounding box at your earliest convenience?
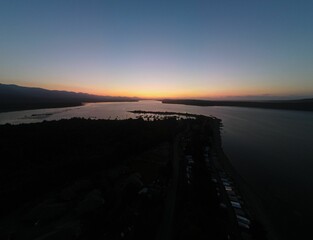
[2,79,312,100]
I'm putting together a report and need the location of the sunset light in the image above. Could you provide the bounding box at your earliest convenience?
[1,1,313,239]
[1,1,313,99]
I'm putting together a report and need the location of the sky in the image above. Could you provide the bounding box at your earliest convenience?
[0,0,313,99]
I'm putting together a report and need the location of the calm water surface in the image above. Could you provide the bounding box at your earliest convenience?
[1,100,313,237]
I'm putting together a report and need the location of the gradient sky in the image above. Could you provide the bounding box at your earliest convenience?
[1,0,313,99]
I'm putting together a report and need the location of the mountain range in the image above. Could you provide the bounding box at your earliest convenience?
[0,83,139,112]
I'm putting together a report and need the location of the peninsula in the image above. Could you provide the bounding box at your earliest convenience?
[162,99,313,112]
[0,115,266,240]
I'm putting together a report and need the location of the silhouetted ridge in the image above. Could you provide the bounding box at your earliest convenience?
[0,83,139,112]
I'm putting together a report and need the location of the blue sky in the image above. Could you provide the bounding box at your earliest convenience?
[1,0,313,99]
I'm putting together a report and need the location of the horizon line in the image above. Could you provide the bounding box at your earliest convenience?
[1,82,312,101]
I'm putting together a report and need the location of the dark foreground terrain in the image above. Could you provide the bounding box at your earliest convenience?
[162,99,313,111]
[0,116,266,240]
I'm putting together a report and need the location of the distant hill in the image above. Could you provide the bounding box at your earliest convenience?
[0,83,139,112]
[162,99,313,111]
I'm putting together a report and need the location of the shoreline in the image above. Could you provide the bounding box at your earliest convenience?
[212,120,312,240]
[0,100,139,113]
[216,149,280,239]
[162,99,313,112]
[210,118,278,239]
[0,111,300,239]
[132,110,269,239]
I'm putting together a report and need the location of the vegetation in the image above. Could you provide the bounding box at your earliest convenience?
[0,116,265,240]
[162,99,313,111]
[0,117,188,240]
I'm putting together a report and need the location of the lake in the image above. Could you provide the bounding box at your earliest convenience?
[1,100,313,238]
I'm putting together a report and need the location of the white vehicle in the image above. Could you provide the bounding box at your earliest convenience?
[231,201,241,209]
[225,186,233,191]
[238,221,250,229]
[236,215,251,225]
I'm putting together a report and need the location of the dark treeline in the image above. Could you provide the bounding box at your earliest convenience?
[0,83,139,112]
[0,118,183,239]
[0,116,266,240]
[162,99,313,111]
[0,118,177,216]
